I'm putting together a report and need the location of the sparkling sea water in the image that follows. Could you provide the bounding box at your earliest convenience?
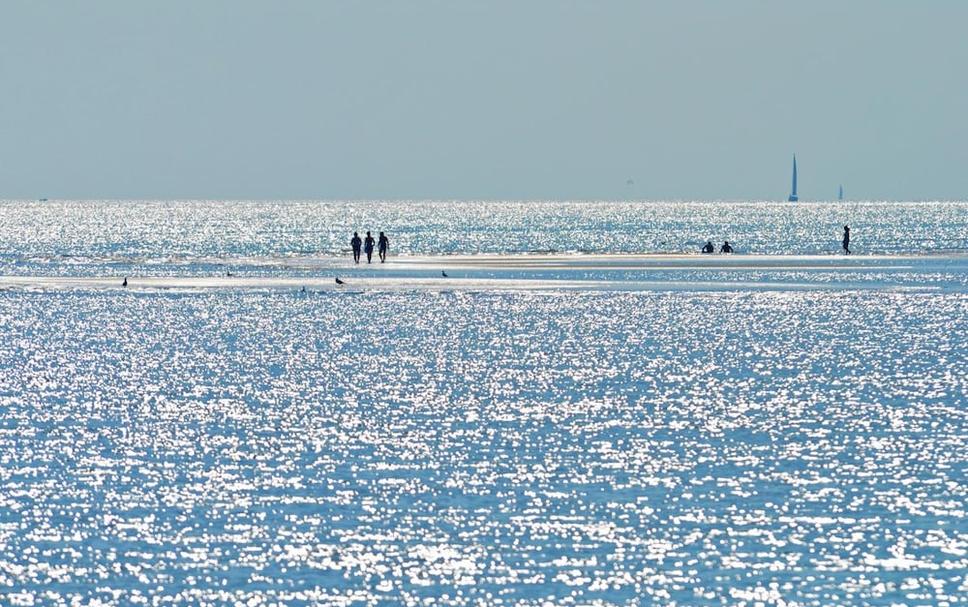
[0,200,965,606]
[1,200,965,271]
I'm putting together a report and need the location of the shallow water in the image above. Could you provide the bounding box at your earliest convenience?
[0,200,965,606]
[1,289,965,606]
[1,200,966,277]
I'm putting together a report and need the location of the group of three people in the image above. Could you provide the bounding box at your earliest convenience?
[701,226,852,255]
[350,231,389,264]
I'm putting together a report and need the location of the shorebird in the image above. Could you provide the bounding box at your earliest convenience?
[226,271,233,277]
[441,271,449,277]
[335,277,344,285]
[122,277,128,287]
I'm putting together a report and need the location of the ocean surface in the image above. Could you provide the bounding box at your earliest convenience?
[1,200,966,275]
[0,200,965,606]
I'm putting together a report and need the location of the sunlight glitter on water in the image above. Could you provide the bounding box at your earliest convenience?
[0,289,964,606]
[1,200,966,274]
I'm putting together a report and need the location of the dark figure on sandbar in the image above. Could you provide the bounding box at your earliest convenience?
[702,241,715,254]
[378,231,389,263]
[364,231,375,264]
[720,241,733,254]
[351,232,362,264]
[842,225,851,254]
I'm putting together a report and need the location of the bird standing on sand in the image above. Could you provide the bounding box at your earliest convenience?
[122,277,128,287]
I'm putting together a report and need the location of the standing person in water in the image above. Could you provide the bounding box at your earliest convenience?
[702,241,715,254]
[350,232,362,264]
[842,225,851,254]
[720,241,733,253]
[364,231,375,264]
[378,231,389,263]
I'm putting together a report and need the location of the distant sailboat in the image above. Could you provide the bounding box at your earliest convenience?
[788,155,798,202]
[838,185,844,201]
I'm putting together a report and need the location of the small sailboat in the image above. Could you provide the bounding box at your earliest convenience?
[788,155,798,202]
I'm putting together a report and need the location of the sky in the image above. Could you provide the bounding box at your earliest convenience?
[1,1,966,200]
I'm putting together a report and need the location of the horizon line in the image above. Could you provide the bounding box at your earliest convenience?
[1,196,965,204]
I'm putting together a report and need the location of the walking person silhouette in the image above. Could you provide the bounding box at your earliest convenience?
[842,225,851,254]
[351,232,362,264]
[364,231,375,264]
[378,231,389,263]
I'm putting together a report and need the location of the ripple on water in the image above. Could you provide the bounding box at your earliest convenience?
[0,200,966,276]
[0,289,965,605]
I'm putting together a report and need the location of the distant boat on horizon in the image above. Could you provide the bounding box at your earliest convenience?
[838,185,844,201]
[788,155,798,202]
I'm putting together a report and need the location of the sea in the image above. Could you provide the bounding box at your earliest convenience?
[0,200,965,606]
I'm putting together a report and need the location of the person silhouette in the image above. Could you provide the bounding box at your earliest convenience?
[350,232,362,264]
[842,225,851,254]
[720,241,733,254]
[378,231,389,263]
[363,231,375,264]
[702,241,715,254]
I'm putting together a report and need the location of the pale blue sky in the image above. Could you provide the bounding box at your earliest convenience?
[1,1,966,200]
